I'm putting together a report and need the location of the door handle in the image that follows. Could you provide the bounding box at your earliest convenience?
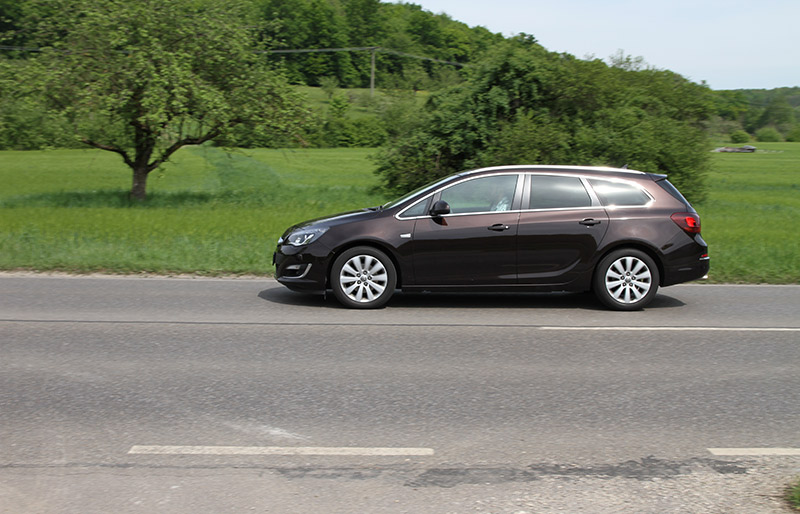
[579,218,601,226]
[488,223,510,231]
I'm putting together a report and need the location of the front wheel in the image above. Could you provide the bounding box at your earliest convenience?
[593,249,659,311]
[331,246,397,309]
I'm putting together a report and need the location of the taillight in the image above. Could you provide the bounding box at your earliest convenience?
[671,212,701,234]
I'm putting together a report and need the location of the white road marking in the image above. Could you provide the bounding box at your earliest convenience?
[708,448,800,456]
[129,445,434,456]
[543,327,800,332]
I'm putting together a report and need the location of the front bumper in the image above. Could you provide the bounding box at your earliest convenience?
[273,242,331,293]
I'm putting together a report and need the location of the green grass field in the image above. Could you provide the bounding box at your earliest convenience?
[0,146,386,275]
[702,142,799,283]
[0,142,798,282]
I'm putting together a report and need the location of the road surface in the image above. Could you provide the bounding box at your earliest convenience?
[1,275,799,513]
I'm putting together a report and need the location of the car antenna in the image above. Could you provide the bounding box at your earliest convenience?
[621,163,628,169]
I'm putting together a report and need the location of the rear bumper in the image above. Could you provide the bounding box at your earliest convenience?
[663,256,709,286]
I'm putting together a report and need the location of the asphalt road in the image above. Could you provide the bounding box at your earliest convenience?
[1,275,799,513]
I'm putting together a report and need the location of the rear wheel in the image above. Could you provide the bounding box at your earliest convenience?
[594,249,659,310]
[331,246,396,309]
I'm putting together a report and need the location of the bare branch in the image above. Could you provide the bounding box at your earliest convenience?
[147,127,224,172]
[82,139,134,169]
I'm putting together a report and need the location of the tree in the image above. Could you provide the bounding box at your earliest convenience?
[375,38,713,203]
[22,0,307,200]
[756,95,796,135]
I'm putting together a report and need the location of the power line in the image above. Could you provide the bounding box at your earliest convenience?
[0,44,467,95]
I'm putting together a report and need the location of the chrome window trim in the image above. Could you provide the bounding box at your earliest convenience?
[519,173,599,212]
[395,172,523,220]
[395,169,655,220]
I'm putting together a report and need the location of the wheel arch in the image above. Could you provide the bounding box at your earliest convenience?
[591,242,665,289]
[325,240,404,290]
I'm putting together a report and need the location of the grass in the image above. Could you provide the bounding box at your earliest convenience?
[0,146,385,275]
[703,142,800,283]
[788,477,800,511]
[0,141,798,281]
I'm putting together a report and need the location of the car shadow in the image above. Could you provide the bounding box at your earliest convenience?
[259,288,686,311]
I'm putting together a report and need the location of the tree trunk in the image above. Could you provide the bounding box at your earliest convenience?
[131,167,149,201]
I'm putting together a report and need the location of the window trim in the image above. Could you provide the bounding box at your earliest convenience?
[521,173,598,212]
[395,173,524,220]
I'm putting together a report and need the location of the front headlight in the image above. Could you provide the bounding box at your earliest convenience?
[283,227,328,247]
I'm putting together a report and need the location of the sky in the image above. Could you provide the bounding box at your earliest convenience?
[409,0,799,90]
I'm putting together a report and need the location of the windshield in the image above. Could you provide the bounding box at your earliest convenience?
[381,175,457,209]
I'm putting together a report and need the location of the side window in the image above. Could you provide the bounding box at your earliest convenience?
[528,175,592,209]
[440,175,517,214]
[588,179,652,207]
[399,197,430,218]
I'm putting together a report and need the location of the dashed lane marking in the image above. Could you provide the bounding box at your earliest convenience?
[708,448,800,456]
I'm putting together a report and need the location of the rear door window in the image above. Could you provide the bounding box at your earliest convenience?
[528,175,592,210]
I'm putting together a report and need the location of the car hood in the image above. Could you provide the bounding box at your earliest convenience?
[283,207,383,234]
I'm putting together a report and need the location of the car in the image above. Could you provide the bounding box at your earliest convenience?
[273,165,709,310]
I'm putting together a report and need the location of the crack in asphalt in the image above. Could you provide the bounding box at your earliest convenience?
[3,456,750,488]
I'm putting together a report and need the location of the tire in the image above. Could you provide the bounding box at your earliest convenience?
[330,246,397,309]
[593,249,660,311]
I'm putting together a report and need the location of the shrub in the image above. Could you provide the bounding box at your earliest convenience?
[730,130,750,144]
[786,125,800,143]
[755,126,783,142]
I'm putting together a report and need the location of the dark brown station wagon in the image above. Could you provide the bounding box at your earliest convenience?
[274,165,709,310]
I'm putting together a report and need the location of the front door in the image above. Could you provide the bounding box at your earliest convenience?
[411,174,520,286]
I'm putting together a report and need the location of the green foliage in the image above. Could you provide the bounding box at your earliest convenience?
[305,94,388,148]
[755,126,783,142]
[787,477,800,511]
[257,0,501,88]
[757,95,796,133]
[785,125,800,142]
[0,59,78,149]
[375,39,713,203]
[319,76,339,99]
[0,147,385,274]
[712,87,800,137]
[17,0,307,199]
[729,129,750,144]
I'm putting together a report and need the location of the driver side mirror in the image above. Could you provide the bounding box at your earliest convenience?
[429,200,451,217]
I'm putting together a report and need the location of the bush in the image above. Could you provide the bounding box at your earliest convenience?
[374,39,713,203]
[730,130,750,144]
[755,126,783,142]
[786,125,800,143]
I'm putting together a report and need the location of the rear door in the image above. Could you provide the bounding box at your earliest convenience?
[517,174,609,286]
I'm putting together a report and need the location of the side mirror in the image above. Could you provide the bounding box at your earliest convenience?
[429,200,451,217]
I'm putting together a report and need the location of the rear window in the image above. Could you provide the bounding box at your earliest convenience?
[588,179,651,207]
[656,178,691,207]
